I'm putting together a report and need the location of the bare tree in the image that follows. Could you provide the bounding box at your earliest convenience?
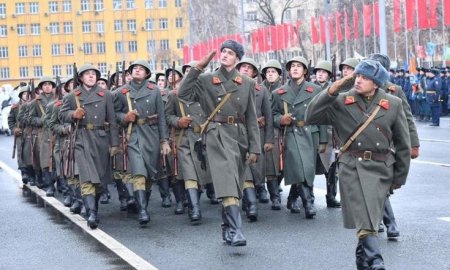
[253,0,304,25]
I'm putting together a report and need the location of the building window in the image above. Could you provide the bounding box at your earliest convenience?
[175,17,183,28]
[296,9,305,19]
[31,23,40,35]
[129,41,137,52]
[160,39,169,51]
[81,0,90,11]
[96,21,104,33]
[159,18,168,29]
[0,4,6,16]
[147,40,155,52]
[126,0,135,9]
[19,67,29,78]
[159,0,167,8]
[66,65,73,76]
[49,1,58,13]
[15,3,25,14]
[175,0,182,7]
[97,42,106,54]
[0,47,8,58]
[65,43,74,55]
[127,20,136,31]
[19,45,27,57]
[52,65,62,77]
[113,0,122,9]
[176,39,184,49]
[98,63,107,74]
[17,24,26,36]
[0,26,7,37]
[145,0,153,8]
[145,19,154,30]
[63,1,71,12]
[82,21,91,33]
[160,60,169,70]
[51,44,60,56]
[63,22,73,33]
[115,41,123,53]
[34,66,42,77]
[114,20,123,31]
[83,43,93,54]
[49,22,59,34]
[0,68,10,79]
[94,0,104,11]
[246,11,257,21]
[29,2,39,14]
[32,45,41,56]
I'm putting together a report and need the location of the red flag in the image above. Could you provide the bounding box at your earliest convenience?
[183,45,190,63]
[405,0,415,30]
[415,45,427,59]
[344,10,351,39]
[446,0,450,26]
[429,0,439,28]
[353,5,359,39]
[393,0,401,32]
[328,15,335,43]
[336,12,343,42]
[374,2,379,36]
[251,30,259,53]
[320,16,326,44]
[311,17,319,44]
[269,25,277,50]
[417,0,428,29]
[193,44,200,60]
[292,20,301,47]
[363,4,372,36]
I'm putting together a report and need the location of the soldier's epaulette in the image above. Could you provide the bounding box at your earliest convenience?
[147,82,155,90]
[255,84,261,91]
[233,76,243,85]
[379,99,390,110]
[212,76,221,85]
[11,104,18,109]
[121,88,129,95]
[98,91,105,97]
[344,96,356,105]
[55,100,63,107]
[305,86,315,93]
[387,85,397,92]
[74,90,82,96]
[277,89,286,95]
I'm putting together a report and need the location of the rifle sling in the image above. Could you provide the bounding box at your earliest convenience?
[200,91,232,134]
[126,91,133,141]
[176,101,186,147]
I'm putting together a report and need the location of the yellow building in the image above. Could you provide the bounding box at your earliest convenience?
[0,0,188,85]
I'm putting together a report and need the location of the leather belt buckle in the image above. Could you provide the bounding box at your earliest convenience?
[137,119,146,125]
[227,116,235,125]
[363,151,372,161]
[85,123,94,130]
[296,120,305,127]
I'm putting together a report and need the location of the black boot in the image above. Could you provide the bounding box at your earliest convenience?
[378,223,385,233]
[286,184,301,214]
[205,183,219,204]
[243,187,258,222]
[256,184,269,204]
[361,235,385,270]
[158,178,172,208]
[187,188,201,224]
[325,163,341,208]
[135,190,150,226]
[42,169,54,196]
[35,169,46,189]
[355,239,369,270]
[173,181,185,215]
[383,197,399,238]
[70,186,82,214]
[114,179,128,211]
[125,182,138,213]
[28,167,36,186]
[224,205,246,246]
[99,188,110,204]
[221,206,231,244]
[266,179,281,210]
[62,178,73,207]
[20,168,29,185]
[83,195,98,229]
[298,182,316,219]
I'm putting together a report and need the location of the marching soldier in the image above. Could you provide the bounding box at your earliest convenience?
[306,59,411,270]
[271,56,327,218]
[178,40,261,246]
[114,59,170,226]
[97,77,109,91]
[60,64,119,229]
[156,72,166,90]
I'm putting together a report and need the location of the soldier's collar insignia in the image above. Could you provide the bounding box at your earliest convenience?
[277,89,286,94]
[98,91,105,97]
[234,76,243,85]
[306,86,314,93]
[121,88,129,95]
[344,96,356,105]
[387,85,397,92]
[74,90,82,96]
[255,84,261,91]
[212,76,221,85]
[379,99,390,110]
[147,82,155,90]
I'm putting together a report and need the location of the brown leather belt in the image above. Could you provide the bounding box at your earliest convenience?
[190,126,201,133]
[136,115,159,126]
[290,120,305,127]
[212,115,245,124]
[346,150,390,161]
[79,123,105,130]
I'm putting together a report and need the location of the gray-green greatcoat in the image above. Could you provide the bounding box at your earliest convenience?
[114,80,168,180]
[19,102,34,167]
[271,80,327,186]
[305,88,411,230]
[8,102,25,168]
[48,99,70,177]
[316,81,335,172]
[60,85,118,185]
[165,91,212,185]
[178,66,261,199]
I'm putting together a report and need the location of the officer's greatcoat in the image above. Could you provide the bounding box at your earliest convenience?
[306,88,411,230]
[178,66,261,199]
[8,102,25,168]
[263,79,282,177]
[48,99,70,177]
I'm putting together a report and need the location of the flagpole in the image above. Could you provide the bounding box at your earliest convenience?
[372,0,376,53]
[345,8,348,59]
[415,0,420,66]
[404,0,409,65]
[324,0,331,61]
[361,0,367,56]
[442,0,446,66]
[379,0,387,55]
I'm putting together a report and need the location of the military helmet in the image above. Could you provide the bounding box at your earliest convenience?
[63,78,74,92]
[128,59,152,79]
[165,66,184,79]
[368,54,391,71]
[98,77,108,83]
[286,56,309,72]
[182,61,198,74]
[313,60,332,74]
[38,76,56,89]
[236,58,259,78]
[18,85,30,98]
[339,58,359,72]
[261,59,282,76]
[77,64,101,79]
[149,74,156,84]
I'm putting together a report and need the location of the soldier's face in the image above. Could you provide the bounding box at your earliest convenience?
[289,62,307,80]
[80,70,98,88]
[238,63,256,78]
[41,82,54,94]
[125,72,133,82]
[132,65,147,81]
[315,69,330,83]
[21,92,29,101]
[354,74,378,96]
[265,68,280,83]
[167,71,181,84]
[342,65,354,77]
[97,80,108,90]
[157,77,165,88]
[220,48,238,68]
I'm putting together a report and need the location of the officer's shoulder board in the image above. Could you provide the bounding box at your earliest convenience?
[212,76,221,85]
[305,85,315,93]
[379,99,390,110]
[277,88,286,95]
[344,95,356,105]
[121,88,129,95]
[97,91,105,97]
[74,90,82,96]
[233,75,243,85]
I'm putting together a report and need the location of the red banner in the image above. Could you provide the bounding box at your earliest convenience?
[417,0,428,29]
[353,5,359,39]
[429,0,439,28]
[345,10,351,39]
[311,17,319,44]
[374,2,379,36]
[405,0,415,30]
[446,0,450,26]
[415,45,427,59]
[336,12,343,42]
[320,16,326,44]
[183,45,190,63]
[393,0,401,32]
[328,15,335,43]
[363,4,372,36]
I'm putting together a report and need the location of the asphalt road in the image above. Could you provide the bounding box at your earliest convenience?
[0,118,449,270]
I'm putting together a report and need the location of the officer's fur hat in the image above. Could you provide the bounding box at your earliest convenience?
[220,40,244,60]
[354,60,389,87]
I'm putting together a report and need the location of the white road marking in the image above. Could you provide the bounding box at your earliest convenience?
[412,160,450,167]
[437,217,450,222]
[420,138,450,144]
[0,160,158,270]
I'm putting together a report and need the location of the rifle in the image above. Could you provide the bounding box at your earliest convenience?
[171,127,178,176]
[306,59,312,82]
[73,63,79,89]
[121,61,126,86]
[331,54,337,82]
[281,62,287,85]
[106,70,111,89]
[278,101,289,172]
[171,61,176,90]
[122,128,128,172]
[48,134,55,171]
